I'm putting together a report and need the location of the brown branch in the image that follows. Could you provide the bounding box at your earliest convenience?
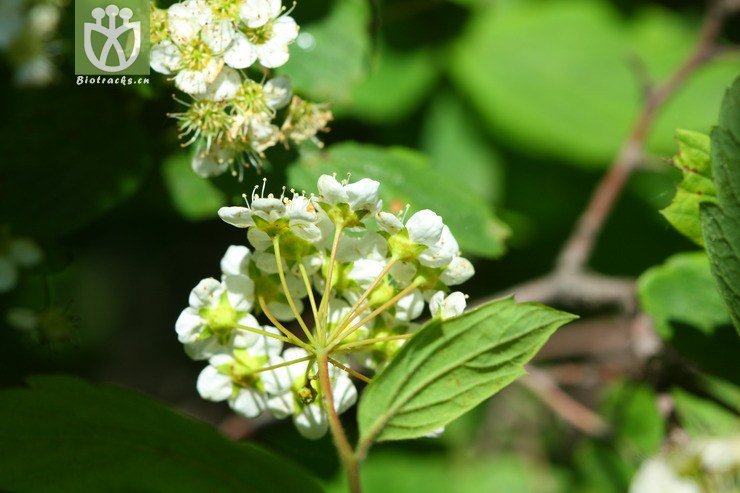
[520,366,611,437]
[555,1,727,276]
[478,1,735,310]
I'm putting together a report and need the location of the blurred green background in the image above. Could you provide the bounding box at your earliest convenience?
[0,0,738,491]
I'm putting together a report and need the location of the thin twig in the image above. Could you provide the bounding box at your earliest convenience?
[520,366,611,437]
[555,1,728,276]
[479,1,733,309]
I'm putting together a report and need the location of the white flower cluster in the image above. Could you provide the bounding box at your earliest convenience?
[630,435,740,493]
[0,0,66,86]
[150,0,332,179]
[0,231,43,294]
[175,175,474,438]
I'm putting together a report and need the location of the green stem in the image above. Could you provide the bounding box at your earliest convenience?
[332,258,398,339]
[318,351,362,493]
[334,333,412,351]
[257,296,312,351]
[298,262,320,330]
[318,225,344,342]
[272,237,315,345]
[330,280,422,348]
[235,323,295,345]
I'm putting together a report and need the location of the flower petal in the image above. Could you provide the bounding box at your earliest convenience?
[196,365,233,401]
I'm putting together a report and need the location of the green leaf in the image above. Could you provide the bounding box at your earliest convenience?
[0,375,323,493]
[659,130,716,246]
[701,77,740,335]
[602,382,664,456]
[278,0,370,105]
[289,142,510,258]
[162,152,226,221]
[327,452,562,493]
[420,91,505,204]
[450,1,739,166]
[357,298,576,444]
[672,388,740,438]
[339,44,439,123]
[637,252,730,338]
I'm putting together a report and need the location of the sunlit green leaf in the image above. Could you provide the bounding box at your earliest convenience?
[450,0,739,166]
[603,382,664,456]
[701,77,740,335]
[0,376,323,493]
[340,44,438,123]
[672,388,740,438]
[326,452,562,493]
[357,298,576,444]
[278,0,370,105]
[420,91,505,204]
[660,130,716,246]
[289,142,510,258]
[162,153,226,221]
[637,252,730,338]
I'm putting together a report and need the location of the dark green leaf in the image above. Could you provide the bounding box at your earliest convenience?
[660,130,716,246]
[162,152,226,221]
[289,142,510,258]
[637,252,730,338]
[701,77,740,335]
[0,87,151,237]
[357,298,576,443]
[0,375,323,493]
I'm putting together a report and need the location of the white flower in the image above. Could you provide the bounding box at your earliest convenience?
[395,289,425,322]
[429,291,466,320]
[317,175,382,215]
[419,225,459,268]
[254,16,299,68]
[192,141,233,177]
[174,59,224,95]
[264,77,292,110]
[201,18,236,53]
[0,236,43,293]
[405,210,443,247]
[239,0,281,28]
[440,256,475,286]
[696,436,740,472]
[167,1,211,45]
[630,458,701,493]
[220,245,252,275]
[149,40,181,75]
[376,211,404,235]
[197,334,284,418]
[218,187,322,243]
[223,32,258,69]
[175,275,257,359]
[150,1,226,95]
[202,66,241,102]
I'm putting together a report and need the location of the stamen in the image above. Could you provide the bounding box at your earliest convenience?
[401,204,411,222]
